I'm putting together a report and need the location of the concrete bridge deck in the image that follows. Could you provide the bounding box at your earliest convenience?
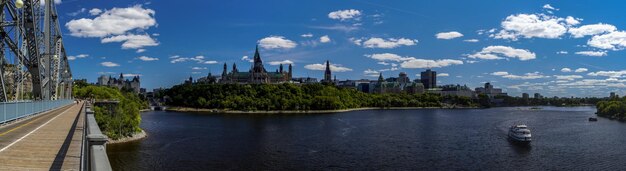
[0,102,84,171]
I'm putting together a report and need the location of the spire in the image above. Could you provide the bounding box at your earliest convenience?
[254,45,261,62]
[378,72,384,82]
[279,63,284,73]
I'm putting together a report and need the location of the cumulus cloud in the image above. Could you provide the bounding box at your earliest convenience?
[543,4,557,10]
[588,70,626,77]
[136,49,146,53]
[565,16,581,26]
[561,68,572,72]
[366,53,463,69]
[301,33,313,37]
[363,69,380,77]
[400,59,463,69]
[89,8,103,16]
[241,56,253,62]
[328,9,362,21]
[170,55,216,64]
[101,34,159,49]
[568,23,617,38]
[492,71,549,80]
[258,36,297,49]
[587,31,626,50]
[575,51,607,57]
[66,5,156,38]
[575,68,588,73]
[353,37,418,48]
[554,75,583,81]
[435,31,464,39]
[437,73,450,77]
[268,60,294,65]
[67,54,89,61]
[320,35,331,43]
[137,56,158,61]
[467,46,536,61]
[304,63,352,72]
[491,14,567,40]
[100,61,119,67]
[67,8,86,16]
[464,39,479,42]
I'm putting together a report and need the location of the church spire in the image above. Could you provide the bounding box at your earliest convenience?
[254,44,261,62]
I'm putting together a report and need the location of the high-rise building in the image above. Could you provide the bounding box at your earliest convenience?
[420,69,436,89]
[323,60,332,83]
[534,93,542,99]
[522,93,529,99]
[610,92,616,98]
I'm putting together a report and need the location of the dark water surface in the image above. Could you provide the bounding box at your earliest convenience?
[107,107,626,170]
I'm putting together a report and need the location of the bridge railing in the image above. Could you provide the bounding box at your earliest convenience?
[82,103,112,171]
[0,99,74,124]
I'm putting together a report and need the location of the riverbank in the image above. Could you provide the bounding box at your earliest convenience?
[165,106,479,114]
[108,130,147,144]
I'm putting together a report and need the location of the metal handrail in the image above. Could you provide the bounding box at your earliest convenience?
[82,103,112,171]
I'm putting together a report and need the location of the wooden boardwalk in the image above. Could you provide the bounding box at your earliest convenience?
[0,102,84,171]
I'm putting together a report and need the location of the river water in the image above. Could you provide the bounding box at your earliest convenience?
[107,106,626,170]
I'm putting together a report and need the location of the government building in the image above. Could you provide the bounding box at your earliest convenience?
[220,46,292,84]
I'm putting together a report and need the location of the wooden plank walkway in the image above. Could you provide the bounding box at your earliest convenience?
[0,102,84,171]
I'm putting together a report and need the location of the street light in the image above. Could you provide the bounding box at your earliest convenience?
[15,0,24,8]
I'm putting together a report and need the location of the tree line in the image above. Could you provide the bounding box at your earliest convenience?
[162,83,477,111]
[73,85,146,140]
[596,96,626,121]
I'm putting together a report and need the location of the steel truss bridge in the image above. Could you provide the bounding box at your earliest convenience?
[0,0,72,102]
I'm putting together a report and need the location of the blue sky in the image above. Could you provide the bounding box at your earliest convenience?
[61,0,626,97]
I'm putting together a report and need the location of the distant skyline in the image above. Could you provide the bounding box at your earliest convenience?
[60,0,626,97]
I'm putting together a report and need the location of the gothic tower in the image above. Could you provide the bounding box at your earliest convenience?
[324,60,331,82]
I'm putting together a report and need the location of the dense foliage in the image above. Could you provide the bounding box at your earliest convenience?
[500,96,604,107]
[596,97,626,120]
[74,85,146,140]
[163,83,477,110]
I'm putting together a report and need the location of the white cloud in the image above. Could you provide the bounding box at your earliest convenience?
[89,8,103,16]
[366,53,413,62]
[492,71,549,80]
[320,35,331,43]
[100,61,119,67]
[68,54,89,60]
[137,56,158,61]
[561,68,572,72]
[309,25,359,32]
[192,67,207,70]
[400,59,463,69]
[301,33,313,37]
[170,55,214,64]
[556,51,568,54]
[258,36,297,49]
[328,9,362,21]
[575,51,607,57]
[136,49,146,53]
[588,70,626,78]
[241,56,253,62]
[435,31,464,39]
[554,75,583,81]
[543,4,557,10]
[40,0,62,5]
[122,73,141,77]
[565,16,581,26]
[304,63,352,72]
[354,37,418,48]
[363,69,380,77]
[66,5,156,38]
[437,73,450,77]
[492,14,567,40]
[467,46,536,61]
[587,31,626,50]
[169,55,180,59]
[268,60,294,65]
[101,34,159,49]
[464,39,479,42]
[67,8,86,16]
[568,23,616,38]
[575,68,588,73]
